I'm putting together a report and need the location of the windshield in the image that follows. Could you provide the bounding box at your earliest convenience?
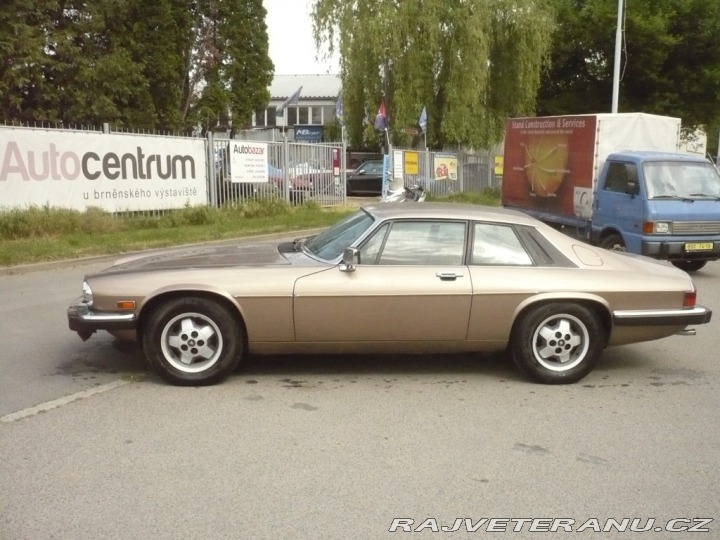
[644,161,720,199]
[304,210,375,260]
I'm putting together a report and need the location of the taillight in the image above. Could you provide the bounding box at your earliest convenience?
[683,290,697,308]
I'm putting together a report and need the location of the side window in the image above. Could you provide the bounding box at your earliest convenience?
[369,221,466,265]
[604,162,638,193]
[359,224,388,264]
[472,223,533,266]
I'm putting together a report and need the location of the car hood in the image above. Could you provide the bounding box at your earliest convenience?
[98,242,296,274]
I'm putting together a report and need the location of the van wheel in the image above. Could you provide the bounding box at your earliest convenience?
[143,297,242,386]
[510,303,604,384]
[600,233,626,251]
[672,260,707,272]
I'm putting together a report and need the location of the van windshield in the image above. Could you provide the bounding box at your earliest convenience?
[644,161,720,199]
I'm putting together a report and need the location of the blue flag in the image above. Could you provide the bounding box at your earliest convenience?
[419,106,427,133]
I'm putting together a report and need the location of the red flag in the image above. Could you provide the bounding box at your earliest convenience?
[374,100,387,130]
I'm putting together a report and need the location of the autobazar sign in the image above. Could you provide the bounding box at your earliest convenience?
[0,127,207,211]
[229,141,269,183]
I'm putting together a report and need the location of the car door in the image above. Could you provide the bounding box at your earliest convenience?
[465,221,538,342]
[592,160,644,251]
[293,220,472,342]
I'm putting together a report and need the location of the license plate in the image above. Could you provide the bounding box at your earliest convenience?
[685,242,714,252]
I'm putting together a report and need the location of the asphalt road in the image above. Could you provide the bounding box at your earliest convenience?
[1,250,719,539]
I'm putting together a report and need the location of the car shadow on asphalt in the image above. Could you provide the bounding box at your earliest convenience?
[56,337,147,380]
[59,338,661,387]
[239,351,522,382]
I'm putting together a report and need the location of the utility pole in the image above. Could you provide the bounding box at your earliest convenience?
[611,0,624,113]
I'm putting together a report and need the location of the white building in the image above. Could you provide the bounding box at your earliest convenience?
[248,74,341,141]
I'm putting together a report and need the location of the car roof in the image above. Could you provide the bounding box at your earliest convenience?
[361,202,542,226]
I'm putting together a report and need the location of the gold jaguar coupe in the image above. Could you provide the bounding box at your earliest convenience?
[67,203,712,386]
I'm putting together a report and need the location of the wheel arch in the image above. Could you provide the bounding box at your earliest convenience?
[597,227,624,244]
[137,289,248,347]
[509,295,613,347]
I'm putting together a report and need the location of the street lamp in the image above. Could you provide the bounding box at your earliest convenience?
[611,0,624,113]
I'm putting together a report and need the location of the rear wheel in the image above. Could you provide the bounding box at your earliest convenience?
[143,297,243,386]
[510,303,604,384]
[599,233,626,251]
[672,260,707,272]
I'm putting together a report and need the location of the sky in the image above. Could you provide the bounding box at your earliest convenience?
[264,0,339,75]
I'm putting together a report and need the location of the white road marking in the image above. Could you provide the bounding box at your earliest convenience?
[1,379,130,423]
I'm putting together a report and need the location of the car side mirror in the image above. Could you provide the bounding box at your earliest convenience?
[340,247,359,272]
[626,181,639,196]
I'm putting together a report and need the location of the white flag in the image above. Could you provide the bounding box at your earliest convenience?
[275,86,303,117]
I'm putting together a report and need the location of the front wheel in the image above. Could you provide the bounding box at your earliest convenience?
[510,303,604,384]
[143,297,243,386]
[672,260,707,272]
[599,233,626,251]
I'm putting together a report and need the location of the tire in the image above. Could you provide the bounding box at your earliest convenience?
[510,303,604,384]
[599,233,626,252]
[143,297,243,386]
[672,260,707,272]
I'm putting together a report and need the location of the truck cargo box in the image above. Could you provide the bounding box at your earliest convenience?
[501,113,681,226]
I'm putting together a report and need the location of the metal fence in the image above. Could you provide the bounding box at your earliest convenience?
[1,122,501,214]
[209,134,346,207]
[210,140,500,207]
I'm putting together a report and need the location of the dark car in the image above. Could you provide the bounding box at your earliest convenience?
[346,160,385,196]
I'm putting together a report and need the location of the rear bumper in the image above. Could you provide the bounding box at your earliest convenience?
[67,298,136,339]
[613,305,712,327]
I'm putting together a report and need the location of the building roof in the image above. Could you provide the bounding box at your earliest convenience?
[270,74,341,100]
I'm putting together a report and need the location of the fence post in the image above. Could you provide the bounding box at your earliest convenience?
[207,131,218,207]
[282,132,290,203]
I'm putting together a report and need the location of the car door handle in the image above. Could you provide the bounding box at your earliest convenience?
[436,272,463,280]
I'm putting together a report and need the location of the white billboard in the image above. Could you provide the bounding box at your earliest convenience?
[228,141,270,183]
[0,128,208,211]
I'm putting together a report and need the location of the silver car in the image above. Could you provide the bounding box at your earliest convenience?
[68,203,712,386]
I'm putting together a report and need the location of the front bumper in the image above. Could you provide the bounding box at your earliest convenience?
[67,297,137,340]
[642,240,720,261]
[613,305,712,327]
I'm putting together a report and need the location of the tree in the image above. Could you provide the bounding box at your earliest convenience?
[537,0,720,156]
[312,0,556,150]
[0,0,274,132]
[187,0,274,133]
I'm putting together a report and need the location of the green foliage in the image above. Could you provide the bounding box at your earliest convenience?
[0,194,507,266]
[0,205,125,239]
[428,189,501,207]
[537,0,720,155]
[240,198,292,219]
[0,0,274,132]
[312,0,555,150]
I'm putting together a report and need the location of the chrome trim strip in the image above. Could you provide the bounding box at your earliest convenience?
[613,306,711,326]
[81,311,136,323]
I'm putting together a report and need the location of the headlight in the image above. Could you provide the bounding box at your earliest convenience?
[644,221,671,234]
[655,222,671,234]
[82,281,93,306]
